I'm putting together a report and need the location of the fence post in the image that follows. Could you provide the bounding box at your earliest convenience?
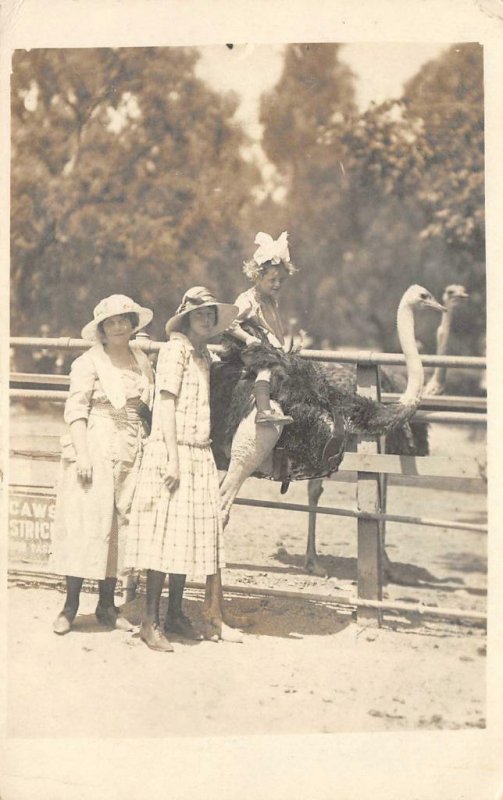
[356,364,384,626]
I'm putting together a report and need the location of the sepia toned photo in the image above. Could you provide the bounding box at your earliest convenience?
[2,2,503,799]
[8,39,487,735]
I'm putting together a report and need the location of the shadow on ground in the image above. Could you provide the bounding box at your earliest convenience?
[271,550,358,581]
[271,548,471,591]
[120,595,353,640]
[439,552,487,574]
[384,561,466,589]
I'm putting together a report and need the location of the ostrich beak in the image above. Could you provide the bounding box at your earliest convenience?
[424,296,447,312]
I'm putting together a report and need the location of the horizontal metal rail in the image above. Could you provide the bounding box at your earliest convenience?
[10,336,487,369]
[413,410,486,425]
[232,497,487,533]
[10,390,67,401]
[6,474,487,532]
[11,336,95,351]
[299,348,486,369]
[7,569,485,624]
[9,389,487,426]
[382,393,486,411]
[10,375,488,412]
[11,373,70,386]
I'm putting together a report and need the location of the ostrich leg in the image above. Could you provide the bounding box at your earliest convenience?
[220,407,283,527]
[203,405,284,640]
[380,470,393,579]
[305,478,327,577]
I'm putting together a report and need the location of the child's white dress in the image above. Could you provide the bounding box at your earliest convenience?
[233,286,285,347]
[125,333,224,578]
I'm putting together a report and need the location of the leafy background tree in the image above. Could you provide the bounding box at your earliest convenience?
[257,43,484,360]
[11,47,260,339]
[11,43,485,387]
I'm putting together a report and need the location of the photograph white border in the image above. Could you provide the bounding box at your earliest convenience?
[1,1,502,798]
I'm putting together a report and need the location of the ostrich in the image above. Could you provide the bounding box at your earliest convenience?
[424,284,469,395]
[203,285,445,636]
[304,283,469,577]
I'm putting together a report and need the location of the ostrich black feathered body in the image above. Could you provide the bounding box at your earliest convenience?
[322,362,429,456]
[210,323,426,480]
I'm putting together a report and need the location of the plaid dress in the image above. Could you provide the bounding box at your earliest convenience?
[125,333,224,577]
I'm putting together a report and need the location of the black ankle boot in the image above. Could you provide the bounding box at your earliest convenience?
[95,604,134,631]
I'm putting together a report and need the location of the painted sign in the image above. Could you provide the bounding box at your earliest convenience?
[9,490,56,565]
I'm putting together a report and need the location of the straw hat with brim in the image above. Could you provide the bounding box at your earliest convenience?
[165,286,238,337]
[81,294,153,341]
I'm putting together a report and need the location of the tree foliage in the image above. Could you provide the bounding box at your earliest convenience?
[259,44,359,342]
[11,47,260,337]
[258,43,485,356]
[404,44,484,256]
[11,43,485,367]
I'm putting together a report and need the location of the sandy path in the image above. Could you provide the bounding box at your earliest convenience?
[7,582,486,737]
[7,406,487,736]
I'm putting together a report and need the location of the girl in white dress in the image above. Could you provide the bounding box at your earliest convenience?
[226,231,298,425]
[126,287,238,652]
[51,295,154,635]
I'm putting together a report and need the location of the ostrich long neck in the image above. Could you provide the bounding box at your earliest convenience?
[431,309,452,387]
[397,299,423,405]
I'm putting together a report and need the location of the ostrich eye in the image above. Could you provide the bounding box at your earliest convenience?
[419,292,429,300]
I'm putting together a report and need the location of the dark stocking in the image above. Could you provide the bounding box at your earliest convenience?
[97,577,118,610]
[167,573,186,620]
[144,569,166,625]
[62,576,83,621]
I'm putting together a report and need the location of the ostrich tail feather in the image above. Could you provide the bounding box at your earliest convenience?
[385,420,429,456]
[410,421,429,456]
[346,396,420,435]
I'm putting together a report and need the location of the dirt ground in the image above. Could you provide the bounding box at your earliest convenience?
[7,404,487,737]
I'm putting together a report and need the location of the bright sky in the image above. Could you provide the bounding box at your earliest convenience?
[196,42,449,139]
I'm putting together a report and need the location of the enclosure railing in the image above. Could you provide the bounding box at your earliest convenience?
[9,336,487,627]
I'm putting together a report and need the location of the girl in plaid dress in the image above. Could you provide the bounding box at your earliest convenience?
[126,287,239,652]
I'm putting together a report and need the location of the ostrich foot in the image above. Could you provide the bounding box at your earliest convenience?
[199,619,220,642]
[305,556,327,578]
[201,614,244,643]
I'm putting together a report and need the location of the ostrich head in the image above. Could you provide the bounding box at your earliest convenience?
[442,284,469,309]
[400,285,447,313]
[397,285,445,406]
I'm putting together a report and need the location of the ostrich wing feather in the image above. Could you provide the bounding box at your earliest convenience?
[214,340,419,438]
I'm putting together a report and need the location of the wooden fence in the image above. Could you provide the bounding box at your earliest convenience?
[9,336,487,626]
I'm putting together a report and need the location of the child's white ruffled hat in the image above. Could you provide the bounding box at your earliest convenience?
[253,231,291,265]
[165,286,238,336]
[81,294,153,341]
[243,231,298,280]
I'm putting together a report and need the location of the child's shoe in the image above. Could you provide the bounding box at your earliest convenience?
[255,409,293,425]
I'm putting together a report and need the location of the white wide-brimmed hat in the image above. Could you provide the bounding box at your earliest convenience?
[81,294,153,341]
[165,286,238,337]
